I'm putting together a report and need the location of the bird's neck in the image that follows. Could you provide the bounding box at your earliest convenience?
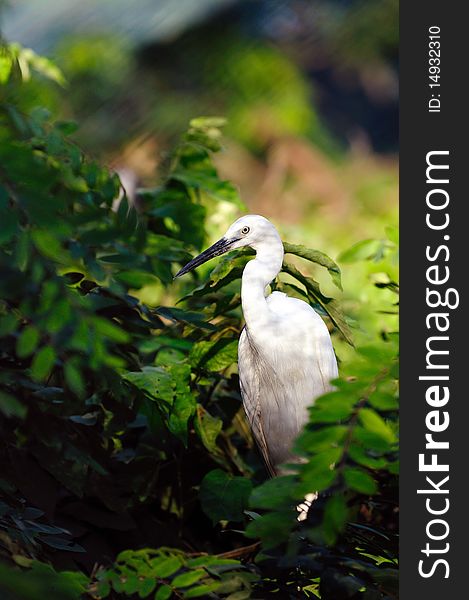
[241,237,284,331]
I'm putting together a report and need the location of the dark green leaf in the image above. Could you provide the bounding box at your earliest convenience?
[31,346,56,381]
[249,475,296,510]
[199,469,252,524]
[0,391,26,418]
[16,326,40,358]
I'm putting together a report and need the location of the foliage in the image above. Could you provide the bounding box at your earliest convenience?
[90,547,257,600]
[1,44,398,599]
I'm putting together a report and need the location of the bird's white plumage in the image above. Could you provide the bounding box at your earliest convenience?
[238,288,337,475]
[177,214,338,478]
[224,215,338,475]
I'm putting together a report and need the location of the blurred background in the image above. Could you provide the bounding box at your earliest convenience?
[1,0,398,336]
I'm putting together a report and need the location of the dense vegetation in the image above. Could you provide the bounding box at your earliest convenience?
[1,45,398,599]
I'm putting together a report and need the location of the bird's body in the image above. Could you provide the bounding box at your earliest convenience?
[239,293,337,475]
[176,215,338,476]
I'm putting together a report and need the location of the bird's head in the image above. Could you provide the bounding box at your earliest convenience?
[174,214,281,278]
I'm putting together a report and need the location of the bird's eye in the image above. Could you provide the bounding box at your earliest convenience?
[241,226,250,235]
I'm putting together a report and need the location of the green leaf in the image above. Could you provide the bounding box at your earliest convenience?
[166,364,196,445]
[249,475,296,510]
[14,229,30,271]
[186,557,240,569]
[0,52,13,84]
[283,242,342,290]
[64,359,85,398]
[208,253,249,286]
[22,46,67,85]
[244,510,293,547]
[368,391,398,411]
[199,469,252,524]
[0,391,26,419]
[39,536,85,552]
[0,314,18,337]
[151,556,182,578]
[190,338,238,372]
[16,326,40,358]
[184,584,219,598]
[344,467,378,495]
[190,116,227,129]
[0,560,87,599]
[96,579,111,598]
[349,444,388,470]
[310,392,357,423]
[0,203,18,243]
[155,307,215,330]
[172,570,205,588]
[31,229,72,264]
[194,405,223,453]
[123,366,173,401]
[138,578,157,597]
[115,270,159,289]
[92,316,130,343]
[358,408,396,444]
[298,448,341,493]
[121,574,140,594]
[294,425,347,454]
[357,343,395,363]
[154,584,172,600]
[225,590,251,600]
[323,494,348,541]
[385,225,399,244]
[353,425,394,452]
[31,346,56,381]
[338,239,384,263]
[123,365,195,444]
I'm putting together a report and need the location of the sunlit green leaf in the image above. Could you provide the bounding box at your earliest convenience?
[339,239,384,263]
[344,467,378,494]
[151,556,182,578]
[194,405,223,453]
[172,569,205,588]
[284,242,342,290]
[358,408,396,444]
[0,52,13,84]
[190,338,238,372]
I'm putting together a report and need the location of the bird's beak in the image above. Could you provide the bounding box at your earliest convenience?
[174,237,237,278]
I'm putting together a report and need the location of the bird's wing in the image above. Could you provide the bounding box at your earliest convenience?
[239,296,338,475]
[267,292,338,402]
[238,326,277,477]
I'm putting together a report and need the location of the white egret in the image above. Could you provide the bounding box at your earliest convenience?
[175,215,338,484]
